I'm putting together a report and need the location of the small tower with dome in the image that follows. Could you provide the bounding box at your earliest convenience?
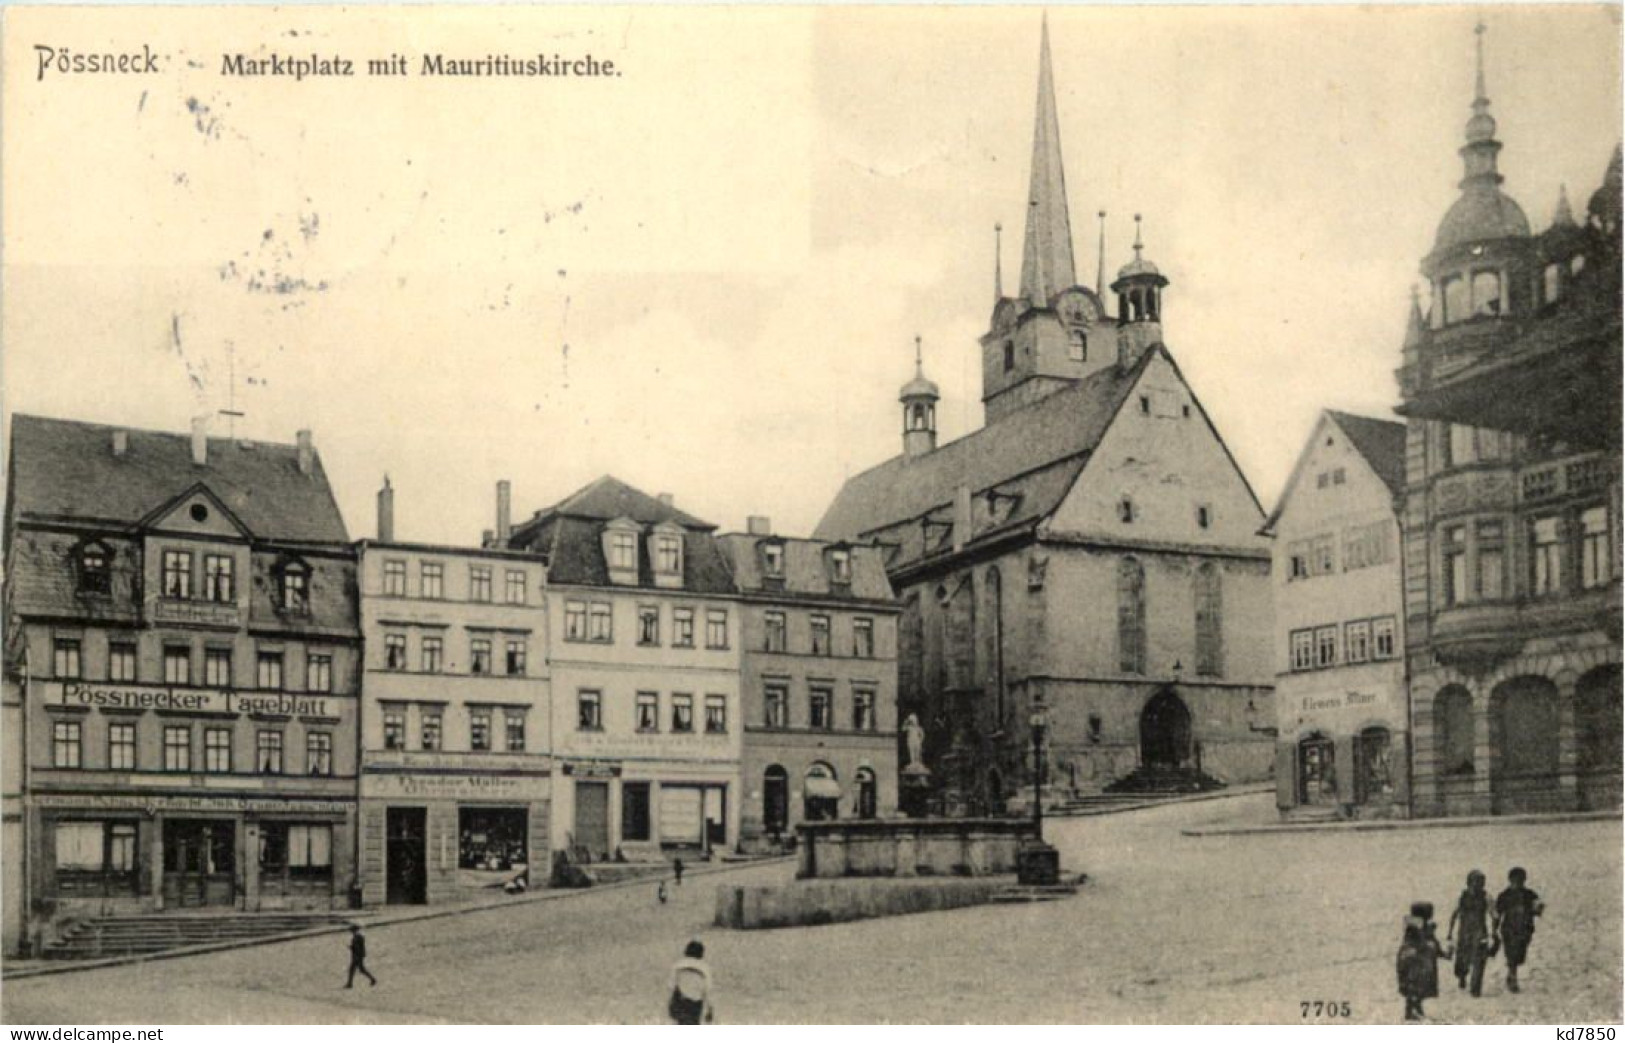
[1110,214,1170,370]
[900,336,939,459]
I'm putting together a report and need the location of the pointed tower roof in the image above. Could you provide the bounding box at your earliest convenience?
[1404,285,1428,348]
[1433,21,1530,252]
[1018,15,1077,308]
[1587,143,1622,231]
[1552,184,1576,228]
[900,335,940,401]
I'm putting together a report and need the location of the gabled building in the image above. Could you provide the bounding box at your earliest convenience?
[355,479,552,906]
[3,415,360,955]
[1263,411,1409,820]
[715,521,899,846]
[507,477,742,860]
[1392,28,1622,816]
[814,23,1275,808]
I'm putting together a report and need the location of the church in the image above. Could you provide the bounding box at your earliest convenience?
[814,22,1276,808]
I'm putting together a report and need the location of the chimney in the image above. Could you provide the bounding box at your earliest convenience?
[190,416,208,466]
[657,492,674,508]
[482,528,495,549]
[496,480,512,548]
[747,515,772,536]
[296,429,314,476]
[111,430,128,458]
[953,484,972,553]
[376,476,395,542]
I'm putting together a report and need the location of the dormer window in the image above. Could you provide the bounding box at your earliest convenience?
[654,534,682,575]
[761,542,785,577]
[77,543,111,595]
[609,532,637,571]
[829,548,852,585]
[280,562,309,613]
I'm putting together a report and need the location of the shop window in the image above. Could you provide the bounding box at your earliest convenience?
[469,566,492,603]
[307,732,333,775]
[205,648,232,687]
[78,543,112,595]
[673,607,695,648]
[56,821,137,894]
[638,605,661,646]
[419,711,441,751]
[853,618,874,658]
[53,639,81,680]
[853,689,876,732]
[260,823,333,880]
[505,712,525,752]
[163,726,191,771]
[257,731,283,774]
[108,642,136,682]
[636,691,659,733]
[470,710,492,751]
[1355,727,1395,803]
[505,640,527,676]
[108,721,136,770]
[577,690,602,731]
[52,719,82,768]
[204,728,232,773]
[203,554,234,603]
[162,549,192,599]
[622,783,652,842]
[460,808,526,871]
[506,569,527,604]
[764,685,788,728]
[704,694,727,734]
[1581,506,1611,589]
[383,559,406,596]
[306,652,332,693]
[705,609,729,649]
[671,693,694,733]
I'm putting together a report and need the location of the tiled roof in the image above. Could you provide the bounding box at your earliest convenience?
[715,534,895,603]
[514,475,713,535]
[7,414,349,544]
[1328,411,1408,501]
[813,350,1152,547]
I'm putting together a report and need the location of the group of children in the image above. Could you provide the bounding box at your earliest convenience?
[1397,867,1545,1021]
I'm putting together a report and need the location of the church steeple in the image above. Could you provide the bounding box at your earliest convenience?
[1018,14,1076,308]
[900,335,940,458]
[1459,21,1505,191]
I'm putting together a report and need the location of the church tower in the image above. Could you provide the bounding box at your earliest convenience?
[1110,214,1170,370]
[900,336,939,458]
[979,18,1111,425]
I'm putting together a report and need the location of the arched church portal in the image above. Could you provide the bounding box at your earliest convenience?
[1140,689,1192,769]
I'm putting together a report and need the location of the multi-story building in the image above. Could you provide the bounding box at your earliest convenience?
[1393,30,1622,816]
[814,23,1275,808]
[1264,411,1409,819]
[716,522,899,846]
[3,416,361,954]
[507,477,742,860]
[355,479,552,906]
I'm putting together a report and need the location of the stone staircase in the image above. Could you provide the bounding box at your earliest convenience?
[1102,765,1226,796]
[42,912,352,960]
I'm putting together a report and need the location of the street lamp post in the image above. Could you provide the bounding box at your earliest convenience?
[1030,706,1048,842]
[1017,704,1059,887]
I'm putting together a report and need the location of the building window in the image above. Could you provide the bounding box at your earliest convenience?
[384,710,406,750]
[1581,506,1611,589]
[470,710,492,751]
[1314,625,1338,669]
[163,726,191,771]
[762,542,784,576]
[164,645,191,685]
[204,728,232,773]
[53,639,82,680]
[505,639,527,676]
[809,687,833,730]
[1117,497,1135,524]
[589,603,613,643]
[78,543,111,594]
[1310,535,1335,576]
[764,684,788,728]
[1543,262,1561,304]
[419,562,443,600]
[470,638,492,675]
[203,554,234,603]
[257,731,283,774]
[1471,269,1502,316]
[306,652,332,693]
[413,636,440,674]
[280,563,309,613]
[577,690,602,731]
[383,559,406,596]
[204,647,232,687]
[257,651,284,690]
[162,549,192,599]
[1343,521,1393,571]
[470,566,492,603]
[505,712,525,752]
[1443,524,1469,606]
[1287,542,1309,581]
[830,549,851,584]
[671,693,694,733]
[1117,557,1146,674]
[565,600,588,641]
[764,611,787,653]
[1435,686,1474,775]
[52,720,82,768]
[673,607,695,647]
[306,732,332,775]
[108,643,136,682]
[1372,616,1396,660]
[1345,620,1371,664]
[1068,328,1087,361]
[704,694,727,734]
[1003,341,1015,371]
[108,721,136,770]
[1194,563,1222,677]
[1196,505,1212,530]
[1476,520,1505,601]
[384,634,407,671]
[1530,515,1563,597]
[1290,629,1315,672]
[810,614,831,656]
[705,609,728,649]
[609,532,637,571]
[420,711,441,751]
[1441,274,1469,325]
[853,689,876,732]
[655,534,682,574]
[853,617,875,658]
[636,691,659,733]
[638,605,661,646]
[506,570,527,604]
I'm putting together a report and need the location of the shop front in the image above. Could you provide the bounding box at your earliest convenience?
[1275,666,1409,819]
[554,759,738,862]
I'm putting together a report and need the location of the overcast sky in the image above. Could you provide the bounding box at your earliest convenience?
[4,5,1620,544]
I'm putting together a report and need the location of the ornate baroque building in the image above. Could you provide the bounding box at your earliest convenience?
[1396,29,1623,816]
[814,23,1276,807]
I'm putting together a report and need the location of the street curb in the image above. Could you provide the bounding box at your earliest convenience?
[2,856,792,981]
[1181,809,1620,837]
[1045,781,1274,818]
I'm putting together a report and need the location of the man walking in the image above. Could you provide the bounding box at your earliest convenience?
[345,923,378,988]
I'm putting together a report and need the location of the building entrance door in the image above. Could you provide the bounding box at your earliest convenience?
[1298,735,1338,806]
[659,785,703,848]
[162,820,236,908]
[574,781,611,861]
[1140,690,1193,769]
[385,807,427,905]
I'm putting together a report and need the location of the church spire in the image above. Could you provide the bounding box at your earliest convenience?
[1460,21,1504,189]
[1018,14,1077,308]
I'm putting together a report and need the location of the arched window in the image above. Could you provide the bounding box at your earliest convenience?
[77,541,111,595]
[854,767,877,819]
[1471,270,1502,316]
[1442,275,1470,325]
[1434,686,1474,777]
[803,762,840,823]
[1194,562,1222,677]
[1067,329,1087,362]
[1146,288,1160,322]
[1542,263,1562,304]
[1117,557,1146,675]
[987,566,1005,725]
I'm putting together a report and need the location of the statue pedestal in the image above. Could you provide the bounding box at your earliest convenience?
[1016,839,1061,887]
[900,763,932,818]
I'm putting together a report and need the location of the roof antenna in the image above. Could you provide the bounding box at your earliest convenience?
[1133,213,1145,261]
[994,223,1004,300]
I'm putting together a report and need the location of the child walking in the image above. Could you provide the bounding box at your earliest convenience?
[1448,870,1492,997]
[1397,902,1447,1021]
[1494,866,1544,994]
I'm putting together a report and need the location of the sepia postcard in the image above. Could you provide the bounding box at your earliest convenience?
[1,2,1621,1029]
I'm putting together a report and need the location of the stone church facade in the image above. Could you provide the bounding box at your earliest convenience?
[814,22,1275,808]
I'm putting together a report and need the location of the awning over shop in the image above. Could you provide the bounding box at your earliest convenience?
[803,776,842,800]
